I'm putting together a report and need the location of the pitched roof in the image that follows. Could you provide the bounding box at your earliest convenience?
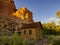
[21,22,42,29]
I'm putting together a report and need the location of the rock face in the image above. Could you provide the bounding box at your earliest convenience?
[0,0,34,31]
[0,0,21,32]
[0,0,33,23]
[13,7,34,23]
[0,0,16,15]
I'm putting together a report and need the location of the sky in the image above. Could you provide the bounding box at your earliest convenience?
[14,0,60,25]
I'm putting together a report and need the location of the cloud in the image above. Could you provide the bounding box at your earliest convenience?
[44,17,60,25]
[47,18,56,21]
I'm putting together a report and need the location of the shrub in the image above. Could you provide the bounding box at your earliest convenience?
[52,38,60,45]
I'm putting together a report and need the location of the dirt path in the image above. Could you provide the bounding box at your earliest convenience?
[35,39,49,45]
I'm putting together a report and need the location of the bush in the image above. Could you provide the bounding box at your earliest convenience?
[0,34,23,45]
[0,33,36,45]
[52,38,60,45]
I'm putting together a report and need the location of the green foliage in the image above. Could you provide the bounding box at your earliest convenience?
[11,34,23,45]
[42,22,60,35]
[0,33,35,45]
[42,29,57,35]
[1,36,12,45]
[0,34,22,45]
[52,38,60,45]
[22,39,27,45]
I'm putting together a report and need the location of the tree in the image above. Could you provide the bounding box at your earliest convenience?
[56,11,60,24]
[42,22,57,35]
[56,11,60,18]
[52,38,60,45]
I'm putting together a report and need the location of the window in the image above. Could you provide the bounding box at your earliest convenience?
[24,30,26,34]
[29,30,32,35]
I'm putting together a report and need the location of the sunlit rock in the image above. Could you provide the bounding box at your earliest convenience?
[13,7,34,23]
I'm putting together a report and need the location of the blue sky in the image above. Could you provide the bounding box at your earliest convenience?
[14,0,60,24]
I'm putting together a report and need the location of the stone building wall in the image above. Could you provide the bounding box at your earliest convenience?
[20,28,42,40]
